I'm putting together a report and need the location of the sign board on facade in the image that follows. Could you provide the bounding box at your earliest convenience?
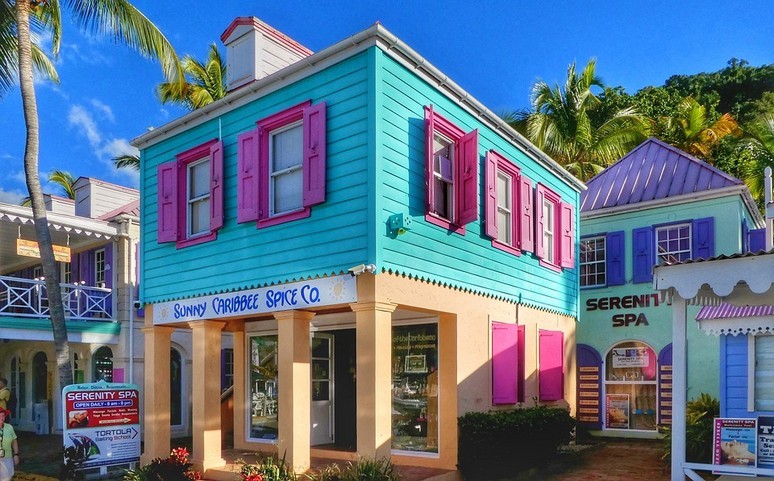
[612,348,650,368]
[17,238,71,262]
[713,418,757,468]
[758,416,774,468]
[62,381,141,469]
[152,275,357,325]
[605,394,630,429]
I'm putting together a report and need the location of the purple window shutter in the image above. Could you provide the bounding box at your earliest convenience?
[157,161,179,243]
[457,129,479,225]
[692,217,714,260]
[539,329,564,401]
[492,322,518,405]
[519,176,534,252]
[71,253,81,283]
[535,184,547,259]
[750,228,767,252]
[606,231,625,286]
[209,140,224,231]
[517,324,525,403]
[81,250,94,286]
[485,152,498,239]
[303,102,327,207]
[425,106,435,214]
[560,202,575,268]
[658,344,673,425]
[237,129,260,223]
[576,344,602,429]
[632,226,653,284]
[104,244,113,289]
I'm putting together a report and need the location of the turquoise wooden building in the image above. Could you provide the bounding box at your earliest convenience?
[577,138,763,437]
[133,17,583,474]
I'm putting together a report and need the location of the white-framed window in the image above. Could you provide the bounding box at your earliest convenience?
[33,266,42,279]
[432,132,455,222]
[542,197,556,264]
[95,249,106,286]
[269,120,304,216]
[749,334,774,412]
[496,170,513,246]
[223,348,234,391]
[656,223,692,265]
[604,341,658,431]
[187,157,212,237]
[580,236,606,287]
[60,261,72,284]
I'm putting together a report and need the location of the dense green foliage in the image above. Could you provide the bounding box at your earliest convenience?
[457,406,576,479]
[660,393,720,464]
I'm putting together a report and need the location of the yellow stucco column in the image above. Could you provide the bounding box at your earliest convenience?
[189,320,227,471]
[351,301,397,459]
[140,325,175,464]
[275,310,315,473]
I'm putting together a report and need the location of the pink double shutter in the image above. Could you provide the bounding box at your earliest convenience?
[424,105,436,214]
[457,129,479,226]
[520,177,534,252]
[237,129,260,223]
[485,152,498,239]
[539,329,564,401]
[492,322,519,405]
[485,150,534,254]
[534,184,547,260]
[560,201,575,268]
[209,141,224,231]
[303,102,327,207]
[157,162,178,243]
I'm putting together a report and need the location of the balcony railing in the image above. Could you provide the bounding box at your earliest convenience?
[0,275,113,321]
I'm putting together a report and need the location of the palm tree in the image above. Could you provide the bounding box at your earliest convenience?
[12,0,182,390]
[656,97,741,160]
[113,153,139,171]
[157,42,226,110]
[737,114,774,203]
[0,0,58,95]
[525,59,650,181]
[21,169,76,205]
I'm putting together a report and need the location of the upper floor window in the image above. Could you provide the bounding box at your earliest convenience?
[580,236,606,287]
[656,223,691,265]
[60,261,72,284]
[237,100,327,228]
[536,184,575,270]
[95,249,106,286]
[424,106,478,233]
[484,150,533,255]
[33,266,42,278]
[157,139,224,248]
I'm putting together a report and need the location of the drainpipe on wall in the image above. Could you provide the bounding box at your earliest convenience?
[765,167,773,251]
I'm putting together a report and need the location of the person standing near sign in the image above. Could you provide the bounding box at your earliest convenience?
[0,409,19,481]
[0,379,9,411]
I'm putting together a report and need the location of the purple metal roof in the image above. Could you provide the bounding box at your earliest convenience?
[696,303,774,320]
[580,138,742,212]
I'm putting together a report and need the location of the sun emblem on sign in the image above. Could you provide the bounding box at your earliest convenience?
[160,305,170,321]
[328,277,349,300]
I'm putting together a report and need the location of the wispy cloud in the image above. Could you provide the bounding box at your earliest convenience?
[68,104,102,149]
[90,99,115,123]
[0,187,26,205]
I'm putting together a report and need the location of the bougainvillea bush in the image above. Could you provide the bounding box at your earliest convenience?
[124,447,202,481]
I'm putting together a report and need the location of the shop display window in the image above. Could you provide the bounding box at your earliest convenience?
[249,335,279,441]
[391,324,439,454]
[604,341,657,431]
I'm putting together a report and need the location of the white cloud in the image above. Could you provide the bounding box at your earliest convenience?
[90,99,115,123]
[68,104,102,149]
[0,187,26,205]
[10,170,26,183]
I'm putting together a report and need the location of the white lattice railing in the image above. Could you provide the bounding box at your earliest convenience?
[0,275,113,321]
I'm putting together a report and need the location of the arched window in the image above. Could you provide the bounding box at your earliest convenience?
[93,346,113,382]
[170,348,182,426]
[604,341,658,431]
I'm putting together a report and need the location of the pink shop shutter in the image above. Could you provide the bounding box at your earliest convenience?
[560,201,575,268]
[485,151,498,239]
[457,129,479,226]
[519,176,534,252]
[535,184,547,259]
[539,329,564,401]
[424,106,436,214]
[492,322,518,404]
[209,140,224,231]
[157,161,178,243]
[237,129,260,223]
[303,102,327,207]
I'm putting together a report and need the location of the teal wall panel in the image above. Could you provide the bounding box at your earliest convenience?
[374,52,579,316]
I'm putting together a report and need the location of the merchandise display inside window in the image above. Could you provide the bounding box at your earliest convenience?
[604,341,657,431]
[249,335,279,441]
[392,324,438,453]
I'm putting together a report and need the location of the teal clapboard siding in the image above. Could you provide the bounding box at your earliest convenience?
[374,51,579,315]
[141,53,372,303]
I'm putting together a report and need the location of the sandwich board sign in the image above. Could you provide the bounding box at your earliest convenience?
[62,381,141,469]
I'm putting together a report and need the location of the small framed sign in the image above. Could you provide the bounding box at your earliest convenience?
[404,354,428,373]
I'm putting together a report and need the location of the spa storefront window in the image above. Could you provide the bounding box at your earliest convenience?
[249,335,279,441]
[392,324,439,454]
[604,341,657,431]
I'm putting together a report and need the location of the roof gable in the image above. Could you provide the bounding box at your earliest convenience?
[580,138,741,212]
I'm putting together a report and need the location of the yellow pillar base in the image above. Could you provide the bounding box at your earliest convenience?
[352,301,397,459]
[189,320,227,471]
[276,310,315,473]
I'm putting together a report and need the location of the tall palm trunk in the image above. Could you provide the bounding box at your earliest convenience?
[16,0,73,389]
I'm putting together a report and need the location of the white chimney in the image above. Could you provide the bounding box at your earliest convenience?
[221,17,313,92]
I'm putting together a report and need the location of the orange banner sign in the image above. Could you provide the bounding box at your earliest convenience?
[17,238,71,262]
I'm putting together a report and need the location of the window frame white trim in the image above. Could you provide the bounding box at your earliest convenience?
[655,222,692,266]
[580,235,607,288]
[185,156,212,238]
[268,119,304,217]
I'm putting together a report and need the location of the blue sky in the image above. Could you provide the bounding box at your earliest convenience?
[1,0,772,204]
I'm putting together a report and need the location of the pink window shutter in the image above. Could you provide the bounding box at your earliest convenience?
[539,329,564,401]
[209,140,224,231]
[560,201,575,268]
[492,322,518,405]
[457,129,479,225]
[237,129,260,223]
[424,106,435,214]
[535,184,546,259]
[484,151,498,239]
[157,161,178,243]
[519,176,534,252]
[303,102,327,207]
[517,325,525,403]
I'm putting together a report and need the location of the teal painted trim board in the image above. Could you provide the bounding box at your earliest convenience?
[0,318,120,334]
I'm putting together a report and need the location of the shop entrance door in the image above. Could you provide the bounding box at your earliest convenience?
[311,333,334,445]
